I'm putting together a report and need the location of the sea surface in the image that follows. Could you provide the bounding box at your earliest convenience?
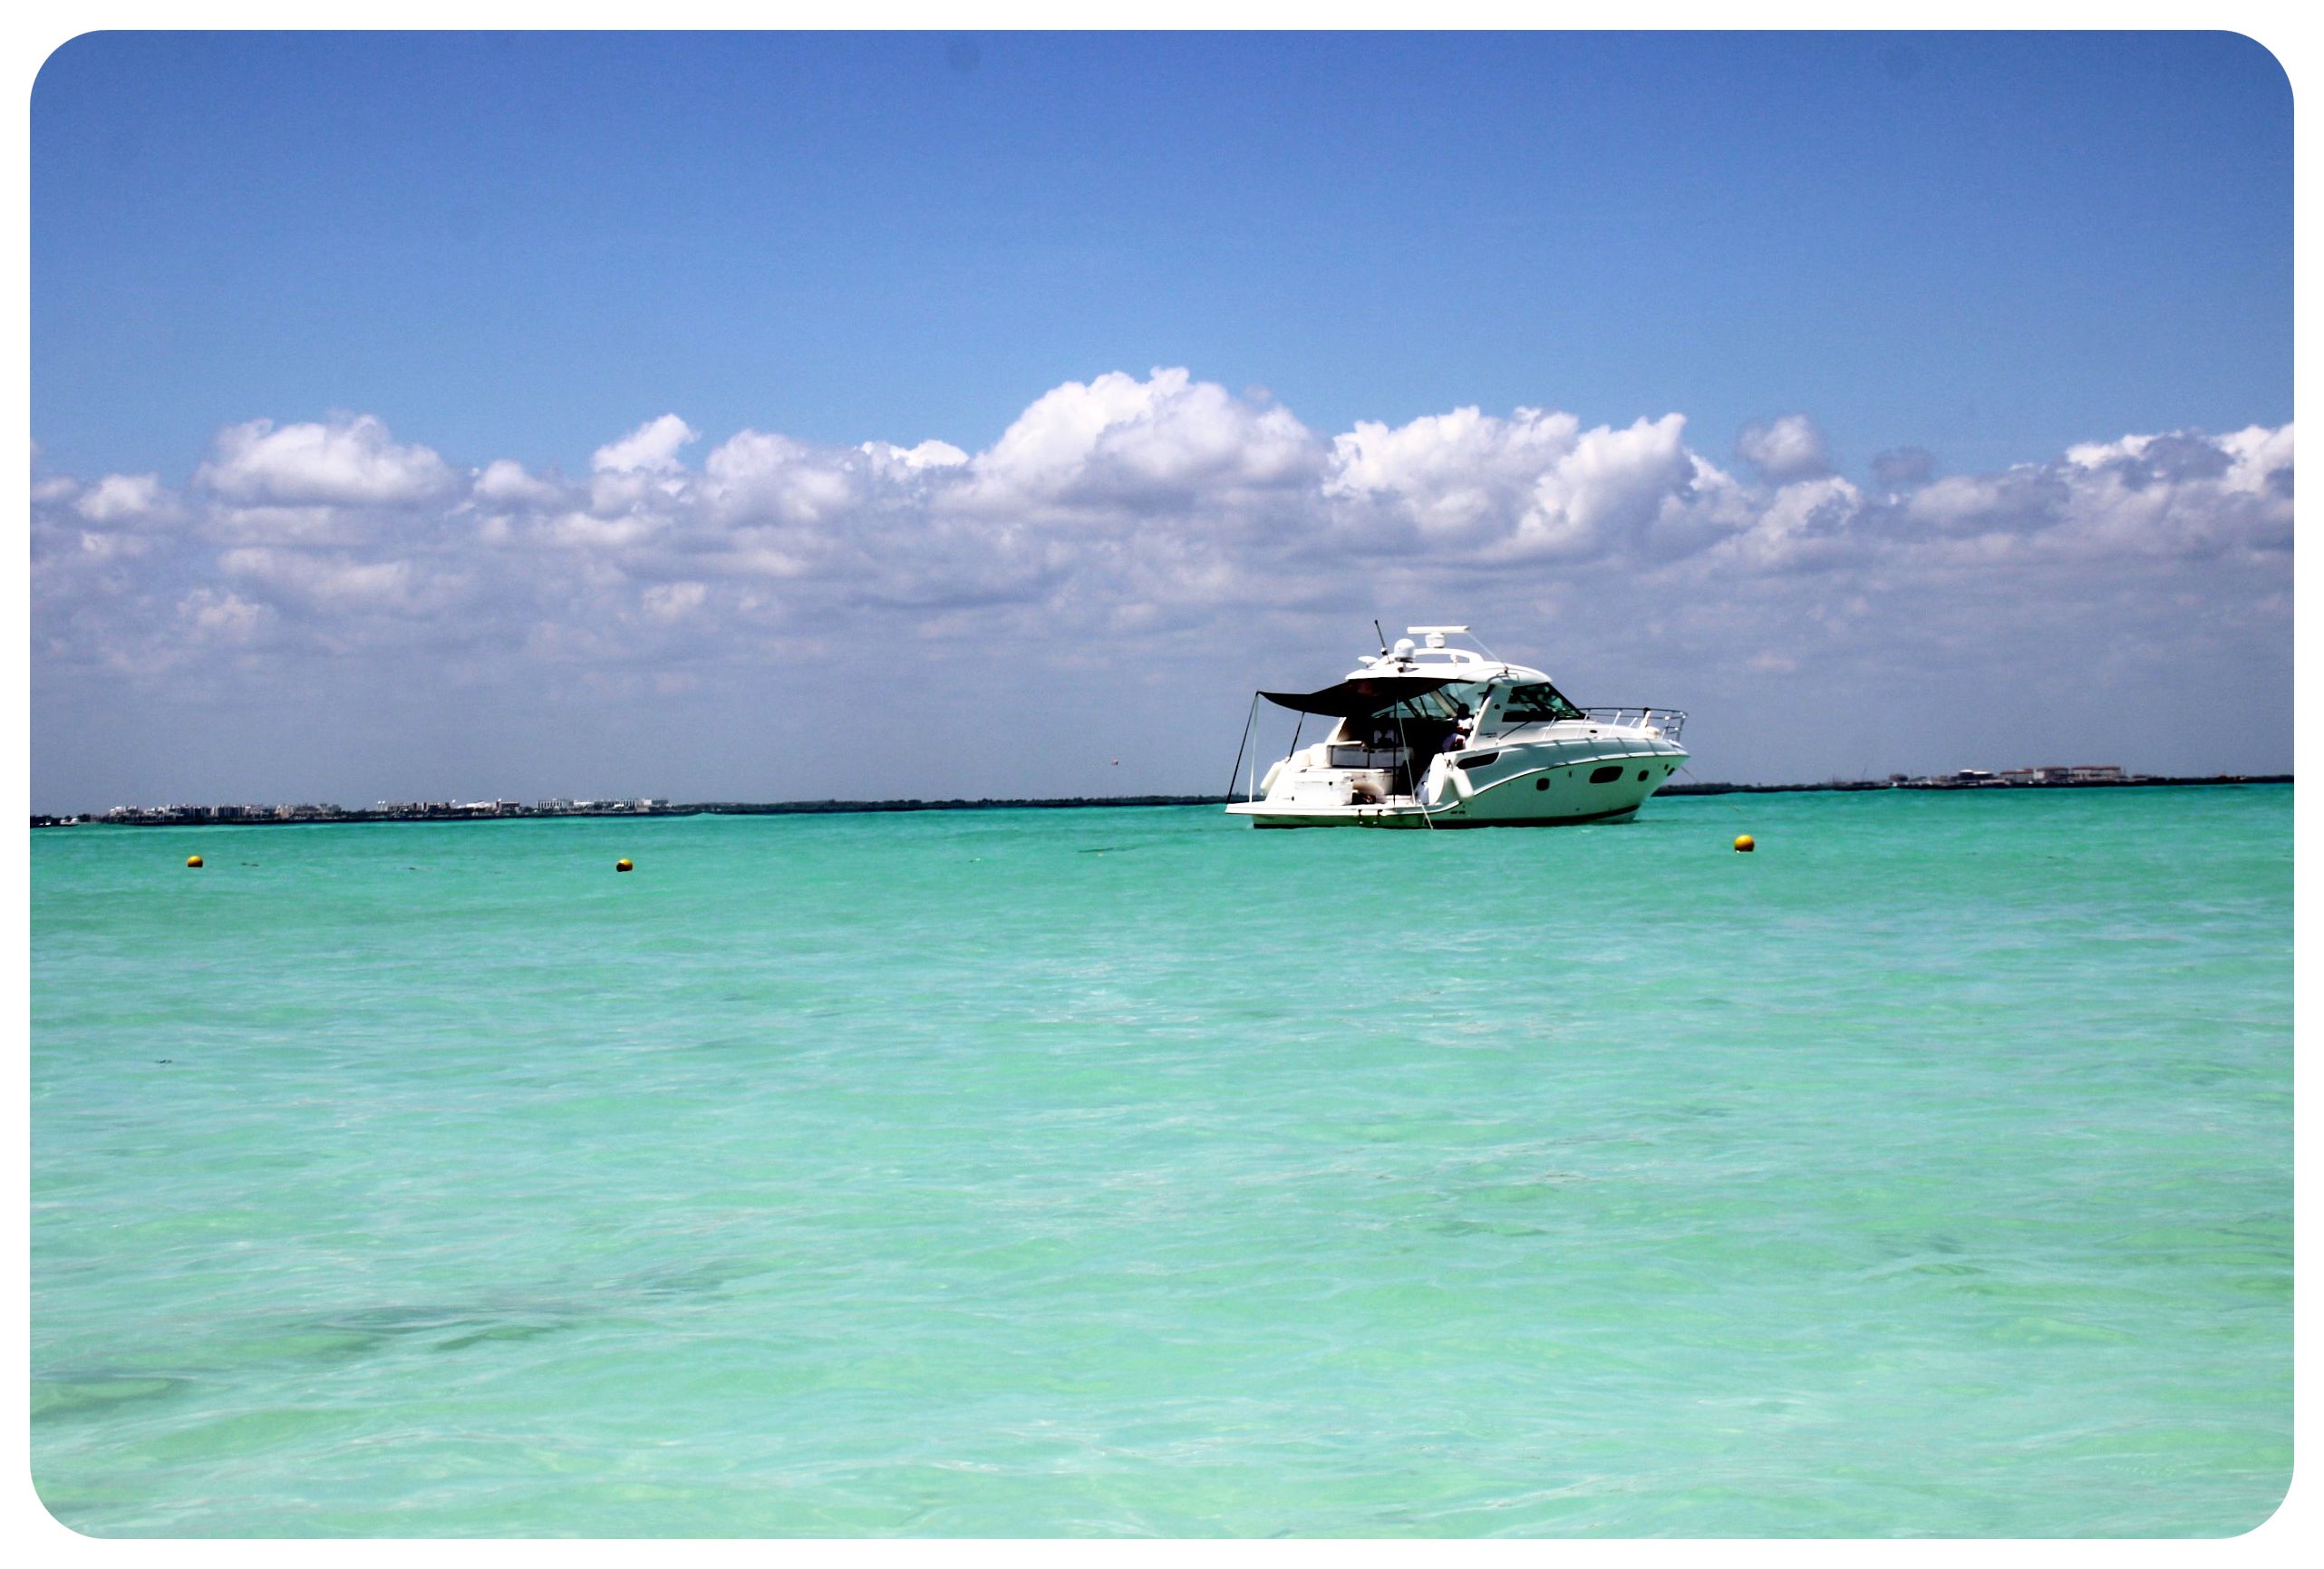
[30,788,2292,1536]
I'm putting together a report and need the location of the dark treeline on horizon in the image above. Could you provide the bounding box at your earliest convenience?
[29,775,2295,828]
[1661,775,2291,796]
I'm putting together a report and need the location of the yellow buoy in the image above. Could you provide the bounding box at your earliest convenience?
[1733,835,1756,853]
[615,858,634,872]
[186,855,204,868]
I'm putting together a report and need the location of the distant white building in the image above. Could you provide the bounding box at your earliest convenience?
[1968,764,2124,786]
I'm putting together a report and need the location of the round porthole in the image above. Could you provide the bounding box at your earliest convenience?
[1535,778,1550,791]
[1637,769,1650,781]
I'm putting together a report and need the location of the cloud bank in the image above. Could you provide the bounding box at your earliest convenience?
[31,368,2293,801]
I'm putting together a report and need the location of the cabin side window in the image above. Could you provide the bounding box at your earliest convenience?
[1494,683,1583,726]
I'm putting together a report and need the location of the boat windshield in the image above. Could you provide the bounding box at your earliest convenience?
[1496,682,1584,724]
[1391,691,1461,722]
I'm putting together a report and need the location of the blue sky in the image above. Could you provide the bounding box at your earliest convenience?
[34,31,2289,479]
[29,32,2294,809]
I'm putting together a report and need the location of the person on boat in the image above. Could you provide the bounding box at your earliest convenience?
[1440,705,1474,754]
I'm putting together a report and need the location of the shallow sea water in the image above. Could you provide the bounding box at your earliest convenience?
[30,788,2291,1536]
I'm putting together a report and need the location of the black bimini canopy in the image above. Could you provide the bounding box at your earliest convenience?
[1258,674,1455,718]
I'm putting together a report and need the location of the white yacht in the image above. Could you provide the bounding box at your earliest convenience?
[1225,626,1689,828]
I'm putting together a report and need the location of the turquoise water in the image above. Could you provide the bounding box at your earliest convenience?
[31,788,2291,1536]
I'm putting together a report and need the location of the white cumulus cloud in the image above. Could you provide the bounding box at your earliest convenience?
[592,413,699,475]
[475,459,565,508]
[29,375,2292,797]
[73,472,177,525]
[196,415,457,507]
[1736,414,1832,483]
[1326,406,1706,562]
[969,367,1319,513]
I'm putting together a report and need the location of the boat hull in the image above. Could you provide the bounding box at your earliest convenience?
[1228,738,1687,828]
[1226,799,1647,828]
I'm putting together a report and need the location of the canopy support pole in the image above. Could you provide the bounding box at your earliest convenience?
[1225,692,1260,803]
[1393,704,1438,829]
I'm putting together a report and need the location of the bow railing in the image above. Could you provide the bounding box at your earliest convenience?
[1579,707,1687,740]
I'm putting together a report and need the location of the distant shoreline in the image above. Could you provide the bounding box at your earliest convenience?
[1660,774,2290,797]
[29,775,2292,828]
